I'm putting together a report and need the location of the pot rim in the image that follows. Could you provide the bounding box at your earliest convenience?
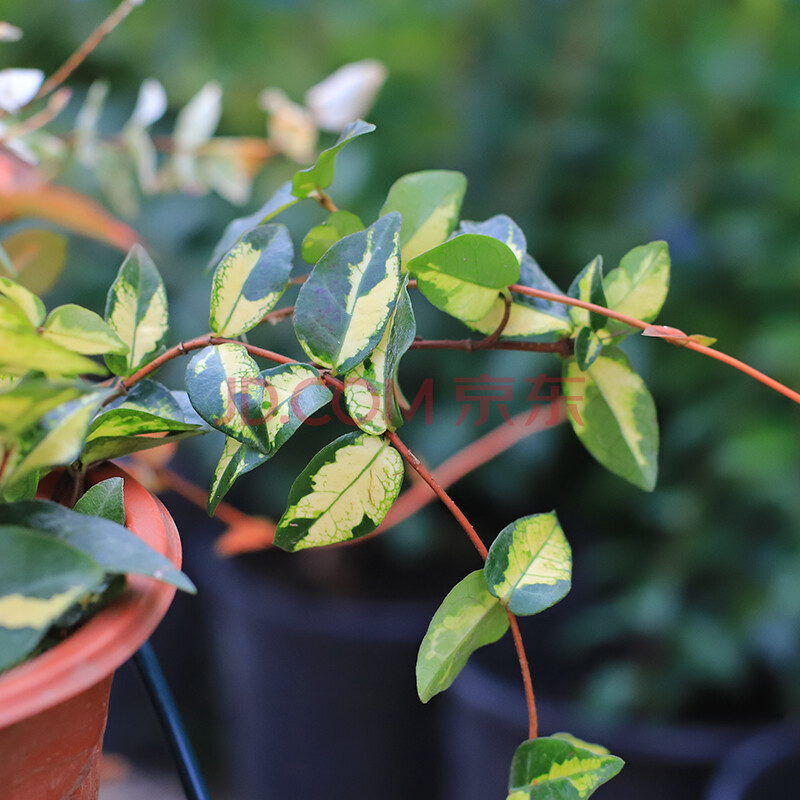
[0,462,182,729]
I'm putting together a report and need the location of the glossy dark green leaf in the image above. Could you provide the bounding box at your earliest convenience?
[292,120,375,199]
[407,234,520,322]
[0,526,105,672]
[294,212,403,374]
[565,346,658,491]
[416,570,509,703]
[73,477,125,525]
[380,170,467,264]
[0,500,195,593]
[185,343,268,452]
[344,285,416,434]
[301,211,364,264]
[484,513,572,616]
[568,256,607,332]
[104,244,169,377]
[209,223,293,337]
[274,432,403,551]
[507,734,624,799]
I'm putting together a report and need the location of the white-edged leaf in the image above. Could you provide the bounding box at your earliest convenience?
[42,304,128,355]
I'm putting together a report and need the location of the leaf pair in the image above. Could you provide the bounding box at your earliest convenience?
[416,513,571,703]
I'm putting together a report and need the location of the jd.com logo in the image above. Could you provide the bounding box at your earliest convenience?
[214,374,585,429]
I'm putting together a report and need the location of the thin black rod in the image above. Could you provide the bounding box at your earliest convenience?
[133,641,212,800]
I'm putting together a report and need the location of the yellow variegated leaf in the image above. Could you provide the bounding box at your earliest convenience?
[0,276,45,326]
[104,244,169,377]
[274,432,403,551]
[604,241,670,325]
[209,223,293,337]
[565,346,658,491]
[380,170,467,265]
[0,330,106,378]
[484,512,572,616]
[508,735,624,799]
[416,570,509,703]
[294,213,403,374]
[344,286,415,435]
[41,304,129,355]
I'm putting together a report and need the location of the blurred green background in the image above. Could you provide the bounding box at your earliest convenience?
[4,0,800,724]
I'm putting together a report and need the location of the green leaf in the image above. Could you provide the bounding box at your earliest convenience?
[13,391,108,480]
[574,327,603,370]
[73,477,125,525]
[106,379,185,419]
[274,432,403,551]
[380,170,467,265]
[567,256,607,332]
[0,470,40,503]
[207,181,299,269]
[185,343,268,452]
[507,735,624,799]
[603,241,670,326]
[484,512,571,616]
[82,408,203,463]
[344,285,416,434]
[0,330,106,378]
[302,211,364,264]
[0,500,196,593]
[292,120,376,199]
[0,379,88,436]
[294,212,403,374]
[209,223,293,337]
[41,304,129,355]
[455,214,527,264]
[0,526,105,672]
[104,244,169,377]
[565,346,658,491]
[0,276,45,326]
[0,296,35,332]
[416,570,509,703]
[408,234,520,322]
[0,229,67,295]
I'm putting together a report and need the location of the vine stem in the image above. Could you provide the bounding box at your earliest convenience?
[508,611,538,740]
[386,430,488,559]
[507,283,800,406]
[35,0,143,102]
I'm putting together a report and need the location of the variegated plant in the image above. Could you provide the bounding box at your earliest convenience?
[5,116,799,799]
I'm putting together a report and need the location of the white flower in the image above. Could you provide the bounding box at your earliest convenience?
[304,59,387,133]
[0,68,44,113]
[129,78,167,128]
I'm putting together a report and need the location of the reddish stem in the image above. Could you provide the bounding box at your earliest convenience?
[508,611,538,740]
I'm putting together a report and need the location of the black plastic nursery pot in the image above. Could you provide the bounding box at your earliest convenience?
[704,719,800,800]
[441,658,762,800]
[198,547,443,800]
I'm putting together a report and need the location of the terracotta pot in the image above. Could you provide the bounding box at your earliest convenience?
[0,463,183,800]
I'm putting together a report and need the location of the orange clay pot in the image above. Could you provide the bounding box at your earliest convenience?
[0,463,183,800]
